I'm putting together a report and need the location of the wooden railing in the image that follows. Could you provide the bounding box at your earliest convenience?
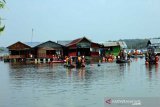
[8,55,26,59]
[68,52,77,57]
[37,54,61,58]
[91,52,99,56]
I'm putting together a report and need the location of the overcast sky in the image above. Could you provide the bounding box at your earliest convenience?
[0,0,160,46]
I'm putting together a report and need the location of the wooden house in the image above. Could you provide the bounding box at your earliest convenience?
[101,41,127,56]
[7,41,32,59]
[66,37,101,57]
[33,40,65,58]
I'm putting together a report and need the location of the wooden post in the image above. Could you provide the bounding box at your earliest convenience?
[43,58,46,63]
[35,59,37,63]
[38,59,41,63]
[48,58,50,62]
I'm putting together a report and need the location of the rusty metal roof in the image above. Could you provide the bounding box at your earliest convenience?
[7,41,31,50]
[66,37,91,47]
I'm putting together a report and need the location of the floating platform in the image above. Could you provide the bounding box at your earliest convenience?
[3,57,65,64]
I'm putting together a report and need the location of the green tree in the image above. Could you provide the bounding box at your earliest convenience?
[0,0,5,32]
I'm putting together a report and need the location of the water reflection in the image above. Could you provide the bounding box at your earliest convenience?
[118,63,126,72]
[66,68,72,77]
[78,68,86,79]
[1,58,160,107]
[145,64,159,81]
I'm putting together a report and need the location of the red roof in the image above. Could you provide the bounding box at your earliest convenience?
[66,37,91,47]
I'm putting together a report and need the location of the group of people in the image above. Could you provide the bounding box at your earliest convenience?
[102,54,115,62]
[76,56,85,67]
[52,55,63,61]
[64,48,159,66]
[132,49,143,55]
[117,49,131,60]
[145,47,159,64]
[64,56,85,67]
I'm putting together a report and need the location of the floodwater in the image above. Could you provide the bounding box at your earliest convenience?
[0,58,160,107]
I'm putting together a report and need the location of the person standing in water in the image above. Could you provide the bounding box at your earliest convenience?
[81,56,85,66]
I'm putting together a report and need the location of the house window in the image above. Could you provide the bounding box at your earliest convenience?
[46,50,56,55]
[90,48,99,52]
[56,50,61,55]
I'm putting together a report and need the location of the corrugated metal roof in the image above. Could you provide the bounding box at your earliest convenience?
[102,41,127,48]
[150,39,160,44]
[102,42,119,47]
[57,41,72,46]
[119,41,127,49]
[148,39,160,47]
[34,41,64,48]
[24,42,41,47]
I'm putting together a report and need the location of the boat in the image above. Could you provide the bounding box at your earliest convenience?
[130,49,144,58]
[116,59,130,63]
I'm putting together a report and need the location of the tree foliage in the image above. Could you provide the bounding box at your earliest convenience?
[0,0,5,32]
[0,0,5,9]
